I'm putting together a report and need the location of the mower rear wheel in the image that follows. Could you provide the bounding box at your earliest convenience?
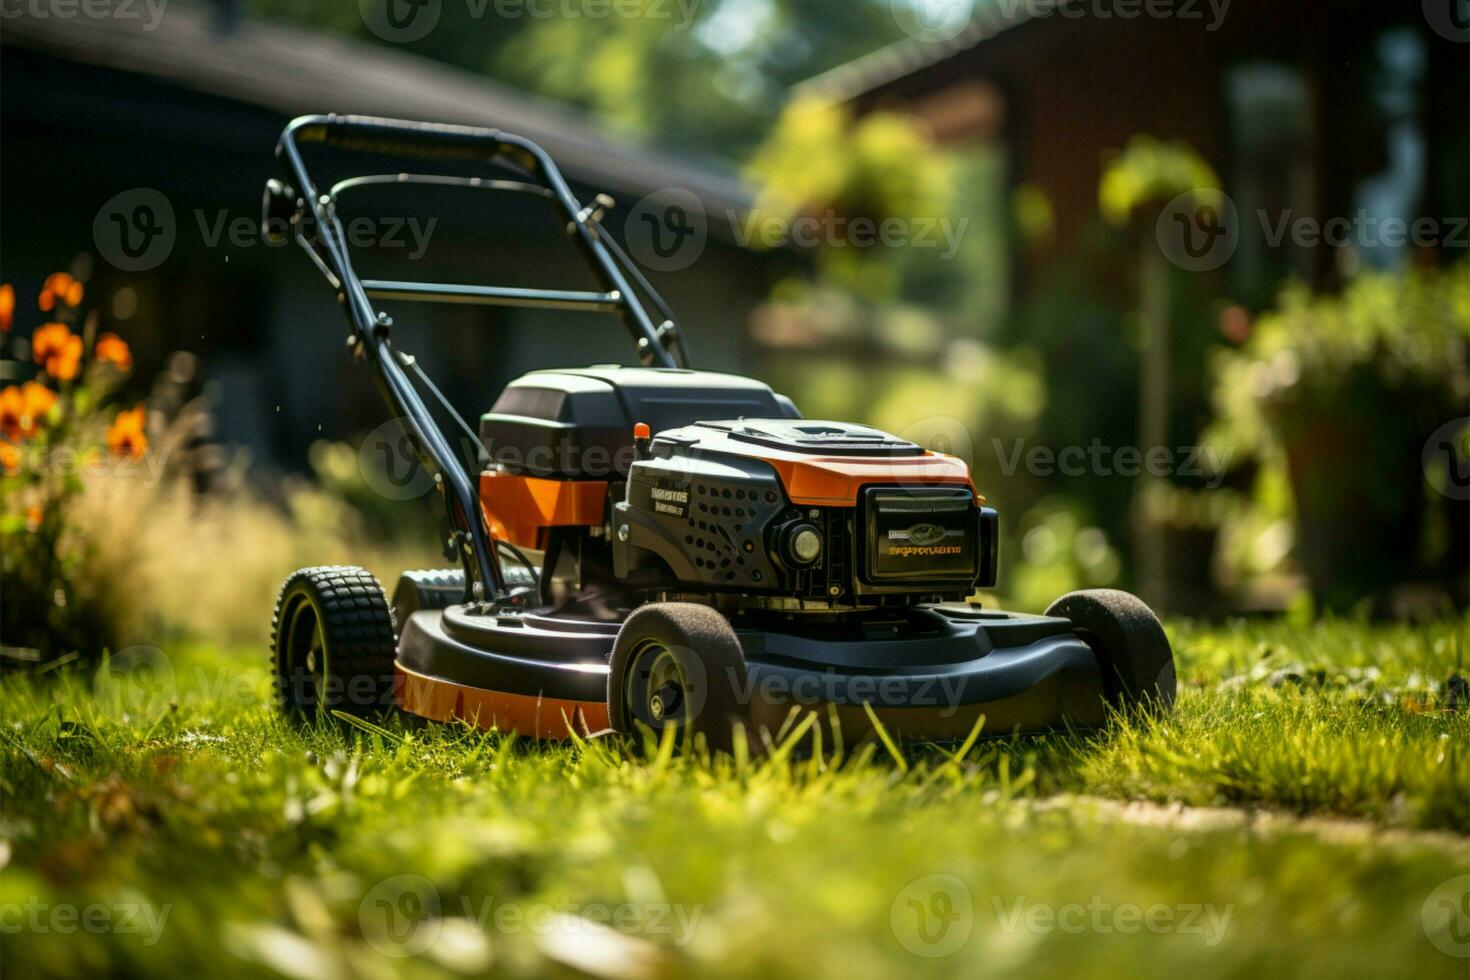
[608,602,749,753]
[1045,589,1176,712]
[390,568,466,627]
[272,565,397,722]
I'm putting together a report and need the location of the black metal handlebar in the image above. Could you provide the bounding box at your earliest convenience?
[272,114,683,606]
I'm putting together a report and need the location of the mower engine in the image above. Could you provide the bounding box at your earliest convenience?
[480,366,998,609]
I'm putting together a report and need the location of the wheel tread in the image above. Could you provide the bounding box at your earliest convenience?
[270,565,397,719]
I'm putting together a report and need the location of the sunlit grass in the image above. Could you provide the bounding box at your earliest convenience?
[1,619,1466,978]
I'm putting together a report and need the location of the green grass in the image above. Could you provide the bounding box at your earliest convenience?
[1,619,1467,978]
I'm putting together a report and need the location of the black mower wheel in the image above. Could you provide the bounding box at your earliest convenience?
[1046,589,1176,712]
[390,567,466,627]
[271,565,397,722]
[608,602,750,753]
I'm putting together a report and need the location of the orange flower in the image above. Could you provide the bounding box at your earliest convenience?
[39,272,76,313]
[33,322,82,381]
[0,441,21,475]
[0,283,13,333]
[95,332,133,371]
[107,405,148,459]
[25,505,43,531]
[0,382,57,441]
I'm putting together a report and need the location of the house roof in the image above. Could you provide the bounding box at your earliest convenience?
[0,1,753,213]
[792,1,1041,104]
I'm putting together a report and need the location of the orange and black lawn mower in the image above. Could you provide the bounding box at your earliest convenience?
[264,115,1175,750]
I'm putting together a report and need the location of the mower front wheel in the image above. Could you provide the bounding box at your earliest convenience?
[1046,589,1176,713]
[271,565,398,722]
[608,603,750,753]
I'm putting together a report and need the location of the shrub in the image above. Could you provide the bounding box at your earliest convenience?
[0,271,155,663]
[1207,261,1470,609]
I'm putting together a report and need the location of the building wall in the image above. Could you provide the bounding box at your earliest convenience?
[0,50,779,470]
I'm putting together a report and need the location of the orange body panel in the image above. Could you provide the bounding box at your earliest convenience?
[669,427,980,507]
[395,663,609,737]
[480,472,606,549]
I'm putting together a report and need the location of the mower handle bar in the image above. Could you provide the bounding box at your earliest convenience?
[275,114,677,362]
[273,114,681,605]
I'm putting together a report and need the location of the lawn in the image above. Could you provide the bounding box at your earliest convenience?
[2,618,1467,978]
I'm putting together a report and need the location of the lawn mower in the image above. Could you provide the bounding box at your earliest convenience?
[264,114,1176,750]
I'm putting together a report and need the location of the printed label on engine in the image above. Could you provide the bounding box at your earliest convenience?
[864,489,976,581]
[631,470,690,518]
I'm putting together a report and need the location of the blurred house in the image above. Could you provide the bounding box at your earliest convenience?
[1,2,782,466]
[799,0,1469,306]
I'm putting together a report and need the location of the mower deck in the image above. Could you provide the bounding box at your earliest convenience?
[393,604,1110,741]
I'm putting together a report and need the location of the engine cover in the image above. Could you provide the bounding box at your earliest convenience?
[612,419,999,604]
[479,367,800,479]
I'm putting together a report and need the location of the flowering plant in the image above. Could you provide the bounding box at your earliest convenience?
[1,269,151,661]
